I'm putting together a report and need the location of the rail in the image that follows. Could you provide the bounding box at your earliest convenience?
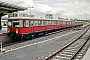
[45,26,90,60]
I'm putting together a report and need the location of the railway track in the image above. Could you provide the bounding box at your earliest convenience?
[45,26,90,60]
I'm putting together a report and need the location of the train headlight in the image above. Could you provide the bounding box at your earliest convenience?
[16,29,18,33]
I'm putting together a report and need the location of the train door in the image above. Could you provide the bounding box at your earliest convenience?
[29,20,34,27]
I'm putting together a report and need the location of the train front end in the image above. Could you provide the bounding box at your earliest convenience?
[7,17,35,41]
[7,18,20,40]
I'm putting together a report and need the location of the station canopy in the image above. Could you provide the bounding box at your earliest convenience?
[0,1,27,16]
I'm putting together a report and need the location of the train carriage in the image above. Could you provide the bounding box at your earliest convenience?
[7,17,83,40]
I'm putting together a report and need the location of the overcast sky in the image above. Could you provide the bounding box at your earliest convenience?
[1,0,90,19]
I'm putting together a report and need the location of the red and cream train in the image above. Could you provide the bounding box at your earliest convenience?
[7,17,83,40]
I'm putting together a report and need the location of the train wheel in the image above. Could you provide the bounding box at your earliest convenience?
[45,32,49,36]
[21,37,24,41]
[26,35,31,40]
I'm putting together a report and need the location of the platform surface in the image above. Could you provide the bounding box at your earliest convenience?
[0,28,7,34]
[0,29,86,60]
[82,46,90,60]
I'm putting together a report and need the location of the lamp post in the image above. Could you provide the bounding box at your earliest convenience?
[0,34,7,55]
[0,42,2,54]
[46,11,51,18]
[57,13,60,19]
[28,7,33,17]
[56,12,61,19]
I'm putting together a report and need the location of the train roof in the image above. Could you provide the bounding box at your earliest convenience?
[8,17,60,21]
[8,17,71,21]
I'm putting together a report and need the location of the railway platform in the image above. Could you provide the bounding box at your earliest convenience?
[82,46,90,60]
[0,28,7,34]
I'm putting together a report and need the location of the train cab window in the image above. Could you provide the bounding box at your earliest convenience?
[13,20,19,27]
[8,20,12,27]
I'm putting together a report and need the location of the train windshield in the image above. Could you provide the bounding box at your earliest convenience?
[8,20,19,27]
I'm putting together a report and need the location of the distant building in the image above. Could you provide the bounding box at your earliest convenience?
[1,20,7,28]
[45,14,53,19]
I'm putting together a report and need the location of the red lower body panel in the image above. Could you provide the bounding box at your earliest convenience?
[8,24,73,35]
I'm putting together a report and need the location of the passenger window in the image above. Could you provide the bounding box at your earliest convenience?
[66,21,68,25]
[70,22,72,24]
[56,21,58,25]
[57,21,59,25]
[38,20,42,26]
[29,20,33,27]
[67,21,68,24]
[54,21,57,25]
[47,21,51,25]
[59,21,61,25]
[35,20,39,26]
[63,21,66,24]
[60,21,63,24]
[26,20,29,27]
[48,21,50,25]
[47,21,49,25]
[51,21,53,25]
[52,21,54,25]
[19,20,23,27]
[43,21,47,26]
